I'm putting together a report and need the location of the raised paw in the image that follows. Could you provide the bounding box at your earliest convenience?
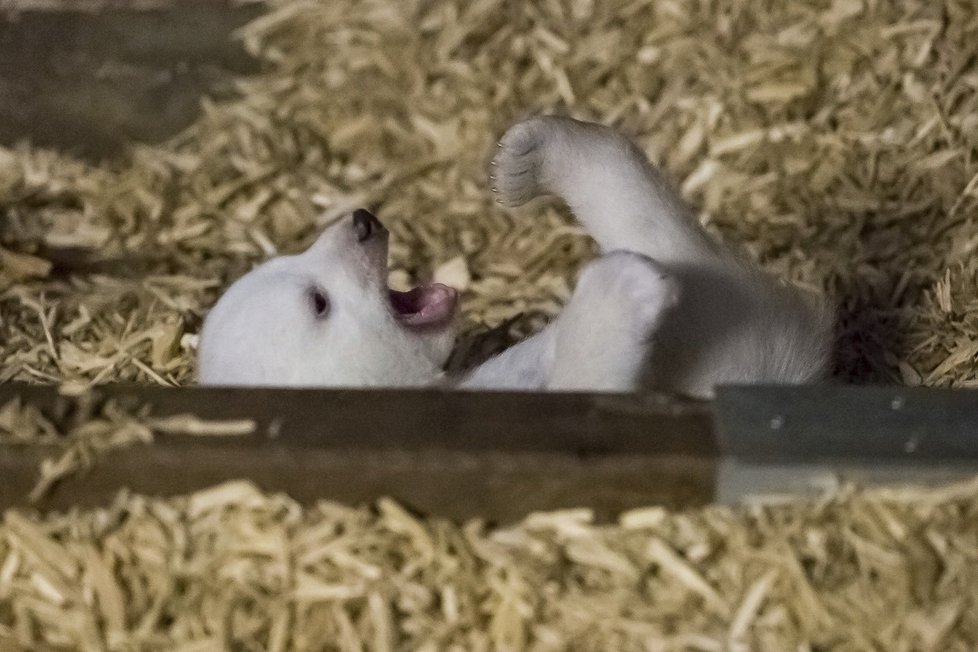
[489,116,587,207]
[490,118,548,206]
[490,115,632,210]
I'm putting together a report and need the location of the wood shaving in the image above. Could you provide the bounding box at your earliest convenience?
[0,478,973,650]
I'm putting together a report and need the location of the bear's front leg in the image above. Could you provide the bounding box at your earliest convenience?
[549,251,680,392]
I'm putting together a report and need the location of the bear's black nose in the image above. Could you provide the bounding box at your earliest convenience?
[352,208,385,242]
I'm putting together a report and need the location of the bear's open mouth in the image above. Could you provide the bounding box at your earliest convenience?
[388,284,458,328]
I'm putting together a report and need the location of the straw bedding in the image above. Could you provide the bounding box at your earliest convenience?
[2,0,978,649]
[0,477,976,651]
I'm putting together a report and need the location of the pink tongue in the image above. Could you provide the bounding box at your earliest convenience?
[392,283,458,327]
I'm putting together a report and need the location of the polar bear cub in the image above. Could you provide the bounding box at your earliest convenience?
[198,116,831,397]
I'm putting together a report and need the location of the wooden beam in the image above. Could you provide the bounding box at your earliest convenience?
[0,384,716,522]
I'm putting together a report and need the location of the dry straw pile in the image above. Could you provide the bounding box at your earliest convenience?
[0,478,976,651]
[3,0,978,649]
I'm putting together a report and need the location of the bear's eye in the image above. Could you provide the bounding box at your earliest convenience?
[309,289,329,319]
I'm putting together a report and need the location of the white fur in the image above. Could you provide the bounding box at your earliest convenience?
[199,116,832,397]
[198,216,454,387]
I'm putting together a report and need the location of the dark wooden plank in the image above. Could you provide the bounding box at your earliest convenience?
[0,383,716,454]
[0,2,261,159]
[715,384,978,461]
[0,447,715,522]
[0,383,717,521]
